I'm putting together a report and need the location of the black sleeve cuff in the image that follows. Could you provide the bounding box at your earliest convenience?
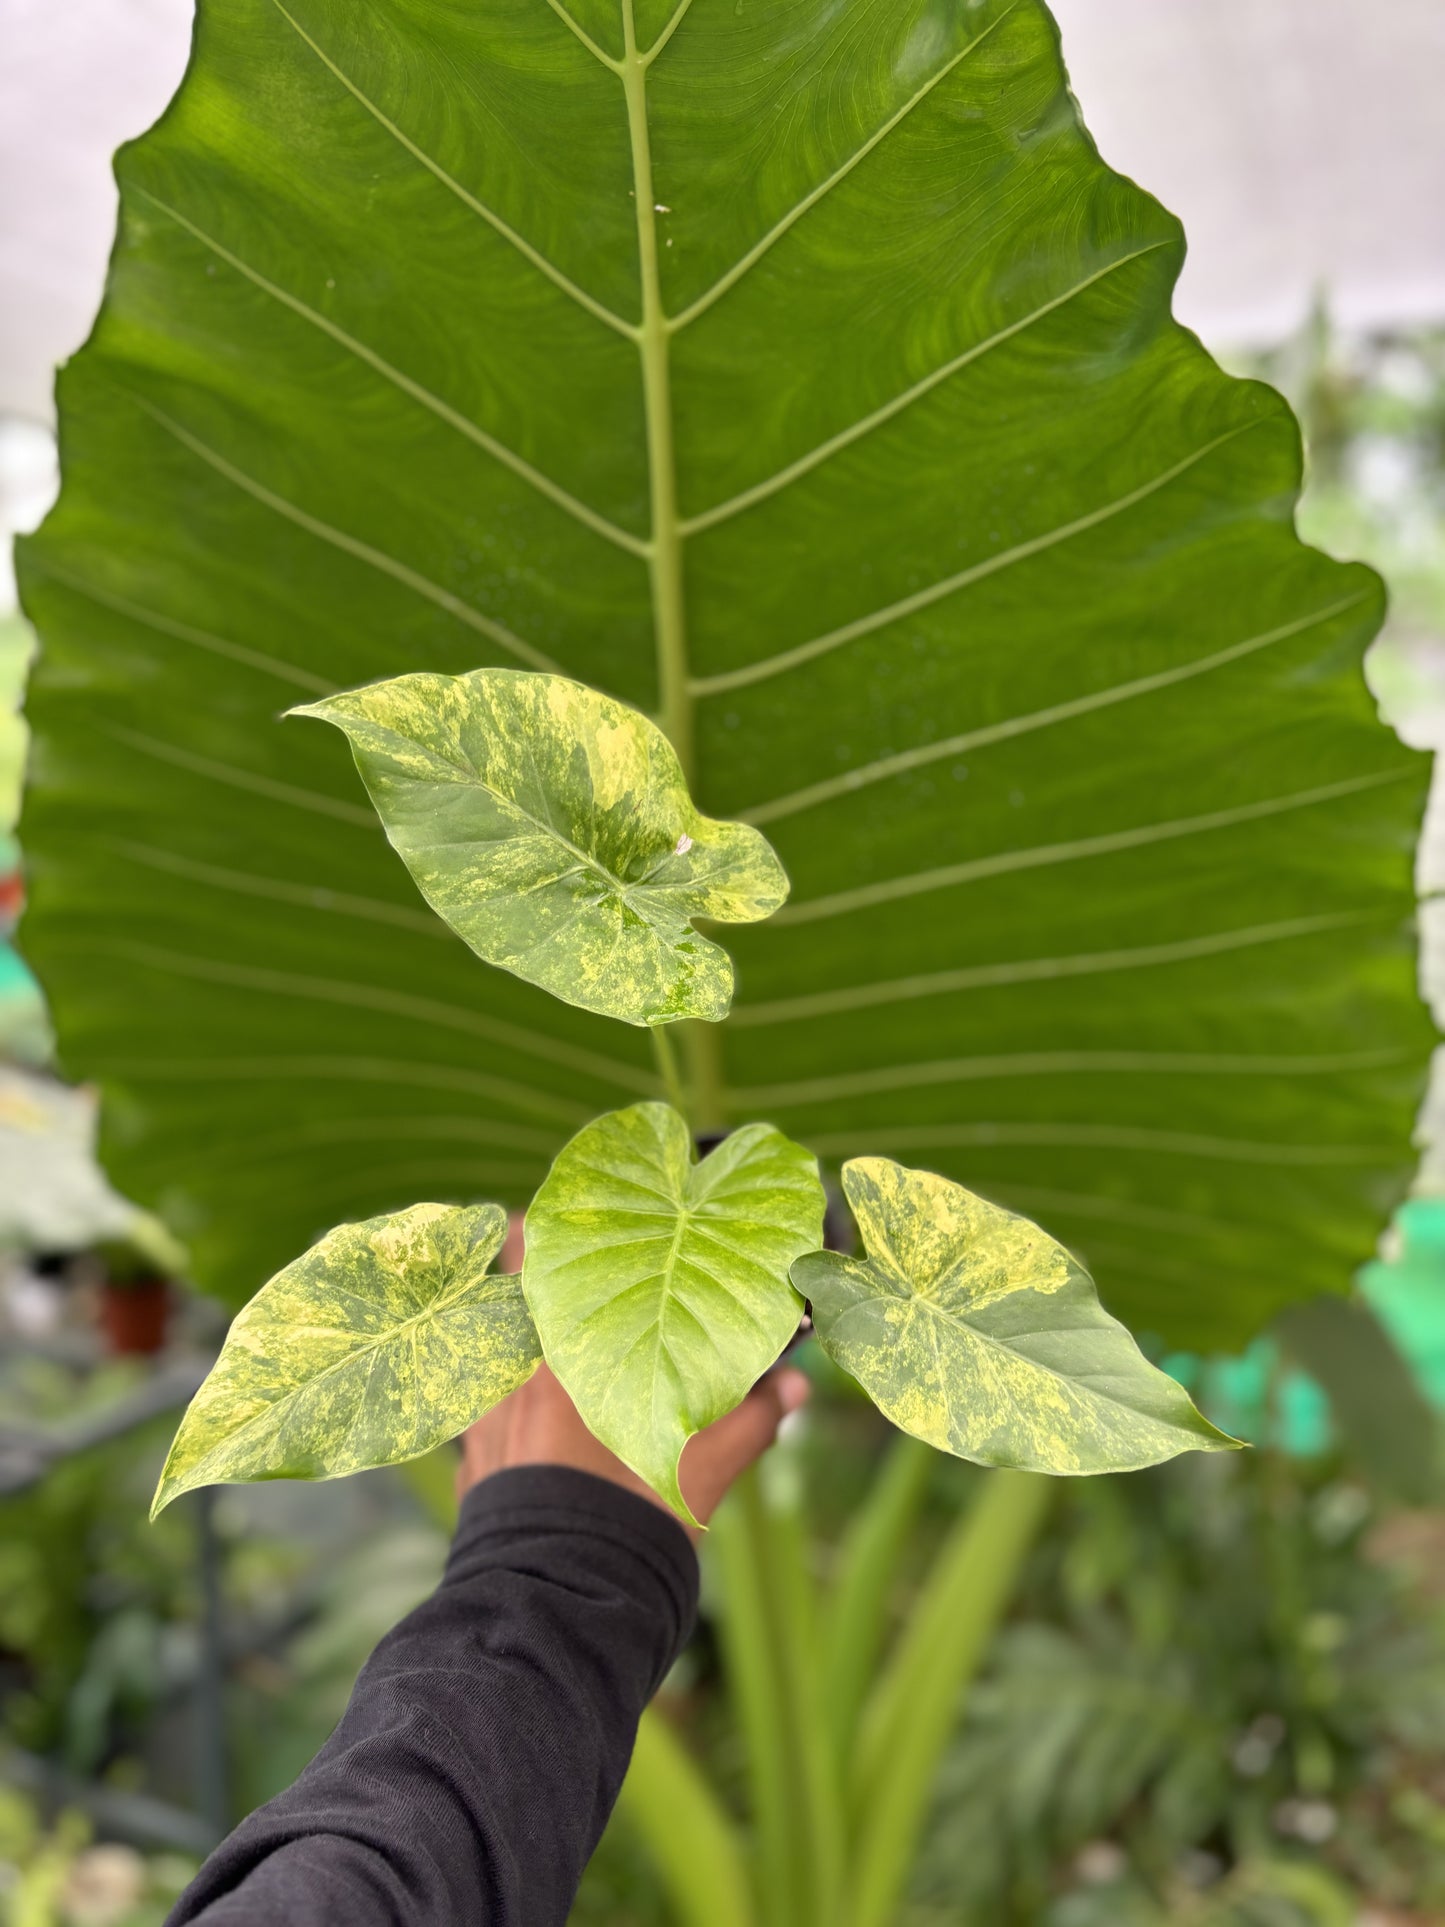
[449,1466,700,1681]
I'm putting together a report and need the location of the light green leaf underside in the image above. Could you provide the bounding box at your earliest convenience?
[523,1102,824,1522]
[151,1201,539,1515]
[793,1158,1232,1473]
[292,669,786,1026]
[17,0,1429,1338]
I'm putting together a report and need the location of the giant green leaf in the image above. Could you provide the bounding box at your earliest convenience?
[794,1159,1231,1472]
[291,668,786,1025]
[18,0,1430,1339]
[523,1101,823,1520]
[152,1200,540,1514]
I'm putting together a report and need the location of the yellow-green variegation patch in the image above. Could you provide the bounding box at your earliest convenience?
[291,670,788,1027]
[792,1159,1233,1475]
[151,1202,539,1516]
[523,1103,825,1523]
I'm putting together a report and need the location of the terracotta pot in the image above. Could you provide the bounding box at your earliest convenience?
[99,1276,170,1355]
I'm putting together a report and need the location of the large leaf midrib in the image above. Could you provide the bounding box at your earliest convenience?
[261,0,1057,773]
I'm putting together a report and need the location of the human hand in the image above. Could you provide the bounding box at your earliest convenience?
[458,1219,809,1538]
[456,1360,809,1540]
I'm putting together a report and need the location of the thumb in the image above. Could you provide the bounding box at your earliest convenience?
[680,1366,811,1527]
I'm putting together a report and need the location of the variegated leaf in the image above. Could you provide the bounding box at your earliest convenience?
[152,1201,539,1515]
[523,1102,824,1522]
[793,1158,1233,1474]
[291,669,788,1026]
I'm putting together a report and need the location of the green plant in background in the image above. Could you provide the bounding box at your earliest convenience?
[0,1368,197,1776]
[14,0,1435,1918]
[1247,313,1445,690]
[905,1450,1445,1925]
[0,1783,198,1927]
[0,610,48,1064]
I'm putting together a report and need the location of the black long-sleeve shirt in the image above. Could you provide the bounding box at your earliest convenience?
[168,1466,699,1926]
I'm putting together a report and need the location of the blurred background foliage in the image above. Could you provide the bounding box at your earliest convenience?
[2,217,1445,1927]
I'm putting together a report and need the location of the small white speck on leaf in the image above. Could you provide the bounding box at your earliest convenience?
[655,203,671,213]
[674,833,694,855]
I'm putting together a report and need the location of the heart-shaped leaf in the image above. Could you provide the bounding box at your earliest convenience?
[152,1200,539,1515]
[292,669,787,1026]
[793,1158,1233,1473]
[523,1102,824,1521]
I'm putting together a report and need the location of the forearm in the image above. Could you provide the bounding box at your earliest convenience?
[168,1467,698,1927]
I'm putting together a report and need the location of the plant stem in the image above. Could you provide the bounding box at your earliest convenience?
[623,1,730,1140]
[682,1019,727,1131]
[651,1023,688,1116]
[620,0,691,781]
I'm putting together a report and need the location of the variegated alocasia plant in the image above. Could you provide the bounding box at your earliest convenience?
[18,0,1429,1916]
[153,664,1229,1521]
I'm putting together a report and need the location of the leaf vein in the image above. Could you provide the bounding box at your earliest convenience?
[135,189,649,558]
[267,0,636,337]
[133,397,559,671]
[20,560,334,694]
[678,242,1172,534]
[743,587,1364,825]
[732,1045,1408,1110]
[706,425,1259,703]
[669,1,1021,330]
[729,912,1382,1027]
[107,940,658,1094]
[543,0,623,69]
[769,770,1411,925]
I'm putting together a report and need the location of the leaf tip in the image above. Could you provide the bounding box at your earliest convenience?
[149,1472,183,1522]
[662,1470,702,1533]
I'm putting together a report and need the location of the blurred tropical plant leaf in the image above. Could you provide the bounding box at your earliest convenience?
[17,0,1429,1331]
[1275,1294,1439,1503]
[796,1159,1232,1472]
[0,612,34,833]
[523,1102,823,1520]
[152,1201,539,1514]
[292,668,786,1026]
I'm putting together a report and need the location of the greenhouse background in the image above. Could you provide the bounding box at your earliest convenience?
[3,1,1445,1921]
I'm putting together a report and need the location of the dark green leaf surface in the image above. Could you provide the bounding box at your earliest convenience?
[523,1102,824,1520]
[292,669,787,1026]
[795,1158,1230,1473]
[152,1200,540,1514]
[18,0,1429,1338]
